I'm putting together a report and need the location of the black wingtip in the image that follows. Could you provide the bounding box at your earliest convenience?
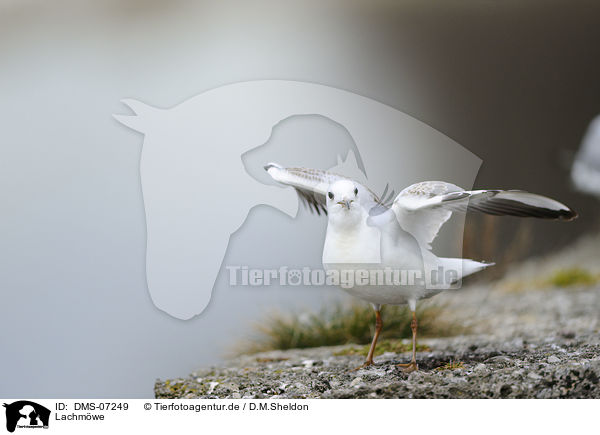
[472,196,579,221]
[264,162,282,172]
[559,208,578,221]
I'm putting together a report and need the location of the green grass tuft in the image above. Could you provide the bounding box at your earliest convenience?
[235,302,462,355]
[548,268,598,288]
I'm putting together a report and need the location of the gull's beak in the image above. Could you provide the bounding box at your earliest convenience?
[338,200,353,209]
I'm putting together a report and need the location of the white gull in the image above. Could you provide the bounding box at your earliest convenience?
[265,163,577,371]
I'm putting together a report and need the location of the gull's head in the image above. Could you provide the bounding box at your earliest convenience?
[326,180,363,225]
[327,180,359,210]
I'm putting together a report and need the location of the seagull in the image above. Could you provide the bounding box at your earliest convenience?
[572,115,600,197]
[264,163,577,371]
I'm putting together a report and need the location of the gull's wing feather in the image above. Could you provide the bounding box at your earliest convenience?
[264,163,383,215]
[391,182,462,249]
[392,181,577,249]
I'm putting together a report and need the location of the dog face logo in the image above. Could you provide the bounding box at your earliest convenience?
[114,80,481,320]
[3,401,50,432]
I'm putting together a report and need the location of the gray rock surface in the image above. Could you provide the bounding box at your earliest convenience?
[155,332,600,399]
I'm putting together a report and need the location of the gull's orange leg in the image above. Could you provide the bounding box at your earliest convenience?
[397,310,419,372]
[352,309,382,370]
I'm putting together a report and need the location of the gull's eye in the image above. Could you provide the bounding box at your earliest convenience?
[354,187,358,196]
[328,192,334,200]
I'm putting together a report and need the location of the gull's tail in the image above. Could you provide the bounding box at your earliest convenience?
[440,257,495,281]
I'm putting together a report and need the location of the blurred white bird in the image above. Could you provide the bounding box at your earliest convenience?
[265,163,577,371]
[572,115,600,197]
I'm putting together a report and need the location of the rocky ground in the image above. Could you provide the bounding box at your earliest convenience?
[155,235,600,398]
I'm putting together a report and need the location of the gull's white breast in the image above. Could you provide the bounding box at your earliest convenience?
[322,214,430,306]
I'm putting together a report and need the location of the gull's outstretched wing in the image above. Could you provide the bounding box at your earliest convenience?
[392,181,578,249]
[264,163,389,215]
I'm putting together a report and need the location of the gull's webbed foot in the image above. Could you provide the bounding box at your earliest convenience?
[397,361,419,373]
[350,359,375,372]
